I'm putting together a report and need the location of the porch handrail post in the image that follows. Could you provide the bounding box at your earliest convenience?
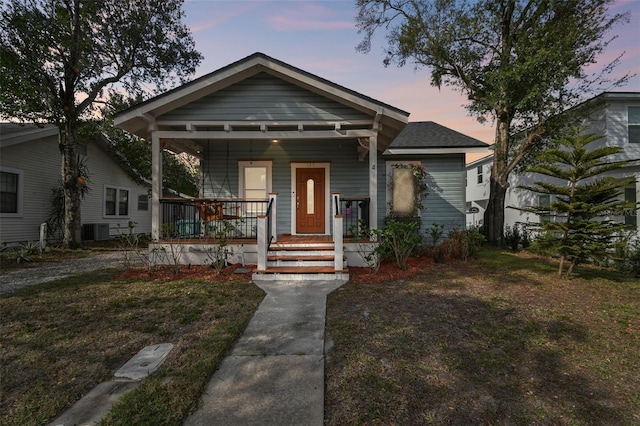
[257,215,267,271]
[332,192,340,242]
[332,192,340,216]
[334,214,344,271]
[151,133,162,241]
[269,192,277,243]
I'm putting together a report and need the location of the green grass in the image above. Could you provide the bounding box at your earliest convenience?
[0,270,264,426]
[325,247,640,425]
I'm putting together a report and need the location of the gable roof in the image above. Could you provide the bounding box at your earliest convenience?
[0,123,58,148]
[0,122,150,187]
[113,52,410,149]
[385,121,490,155]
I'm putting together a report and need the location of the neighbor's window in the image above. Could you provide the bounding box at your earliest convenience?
[0,171,19,214]
[477,165,483,184]
[138,194,149,211]
[539,194,551,223]
[105,186,129,217]
[629,107,640,143]
[625,187,637,227]
[239,160,272,215]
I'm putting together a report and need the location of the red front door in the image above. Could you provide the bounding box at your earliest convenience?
[296,168,325,233]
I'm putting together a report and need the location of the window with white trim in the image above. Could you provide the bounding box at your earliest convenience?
[104,186,129,217]
[477,165,483,184]
[0,168,23,216]
[238,160,272,215]
[629,106,640,144]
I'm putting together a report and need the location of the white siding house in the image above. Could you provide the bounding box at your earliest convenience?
[0,123,153,246]
[465,92,640,234]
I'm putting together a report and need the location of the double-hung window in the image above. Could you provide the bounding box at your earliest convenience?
[238,160,272,215]
[629,106,640,144]
[104,186,129,217]
[477,165,484,184]
[0,168,23,216]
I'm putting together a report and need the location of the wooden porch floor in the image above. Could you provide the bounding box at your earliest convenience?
[159,234,335,245]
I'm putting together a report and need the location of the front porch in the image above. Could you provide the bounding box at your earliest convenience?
[150,194,374,280]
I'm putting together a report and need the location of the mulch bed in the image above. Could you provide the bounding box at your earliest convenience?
[115,256,436,284]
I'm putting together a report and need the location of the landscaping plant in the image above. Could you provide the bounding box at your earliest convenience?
[517,132,637,277]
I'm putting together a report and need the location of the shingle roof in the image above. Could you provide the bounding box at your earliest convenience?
[389,121,489,149]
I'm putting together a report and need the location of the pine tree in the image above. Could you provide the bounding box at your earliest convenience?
[518,132,637,277]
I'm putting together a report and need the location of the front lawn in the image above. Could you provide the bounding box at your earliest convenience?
[0,270,264,426]
[325,247,640,425]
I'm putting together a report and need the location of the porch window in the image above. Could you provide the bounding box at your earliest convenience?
[0,170,20,214]
[105,186,129,217]
[629,106,640,144]
[239,160,272,214]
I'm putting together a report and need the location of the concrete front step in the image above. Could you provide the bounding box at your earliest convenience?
[252,266,349,282]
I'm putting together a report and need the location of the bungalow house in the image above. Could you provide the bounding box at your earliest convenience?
[0,123,153,247]
[466,92,640,236]
[114,52,488,279]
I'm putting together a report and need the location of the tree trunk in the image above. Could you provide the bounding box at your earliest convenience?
[483,178,507,247]
[483,112,511,247]
[60,127,82,249]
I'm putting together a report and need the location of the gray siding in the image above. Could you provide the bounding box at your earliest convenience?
[0,137,151,245]
[201,140,466,235]
[0,135,59,244]
[201,139,370,234]
[382,154,466,232]
[159,73,371,122]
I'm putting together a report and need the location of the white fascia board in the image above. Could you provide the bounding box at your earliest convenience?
[154,129,376,140]
[386,147,490,155]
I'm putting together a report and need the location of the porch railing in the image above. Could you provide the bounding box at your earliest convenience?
[338,196,370,237]
[160,198,269,239]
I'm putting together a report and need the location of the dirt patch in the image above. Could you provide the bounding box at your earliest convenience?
[116,263,255,283]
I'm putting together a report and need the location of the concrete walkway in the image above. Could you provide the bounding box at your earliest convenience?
[184,279,346,426]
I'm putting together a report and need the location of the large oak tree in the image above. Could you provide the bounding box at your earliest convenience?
[355,0,630,246]
[1,0,202,248]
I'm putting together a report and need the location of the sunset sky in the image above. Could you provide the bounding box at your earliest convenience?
[181,0,640,160]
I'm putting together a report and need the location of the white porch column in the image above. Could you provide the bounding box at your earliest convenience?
[334,214,344,271]
[257,215,267,271]
[369,134,378,229]
[269,192,278,243]
[151,133,162,241]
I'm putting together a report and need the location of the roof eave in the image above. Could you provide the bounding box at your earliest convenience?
[385,146,490,155]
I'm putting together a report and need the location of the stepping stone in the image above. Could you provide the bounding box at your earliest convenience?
[114,343,173,381]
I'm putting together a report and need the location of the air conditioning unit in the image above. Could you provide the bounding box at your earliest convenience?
[82,223,111,241]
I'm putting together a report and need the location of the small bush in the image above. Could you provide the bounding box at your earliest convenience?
[381,219,423,270]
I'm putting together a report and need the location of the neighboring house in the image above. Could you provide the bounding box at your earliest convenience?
[0,123,153,246]
[466,92,640,235]
[114,52,488,278]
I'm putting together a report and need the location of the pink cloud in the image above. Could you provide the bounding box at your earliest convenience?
[266,3,354,31]
[187,2,257,33]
